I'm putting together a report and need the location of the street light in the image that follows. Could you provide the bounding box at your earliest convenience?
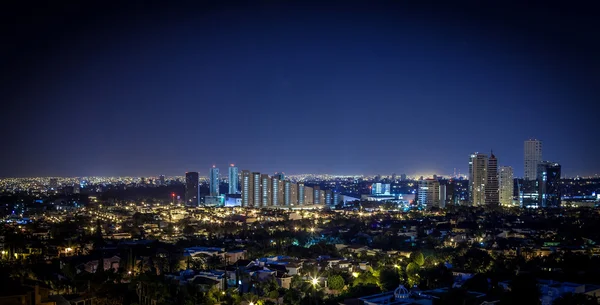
[312,278,318,286]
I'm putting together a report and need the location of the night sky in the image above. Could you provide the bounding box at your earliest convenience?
[1,1,598,177]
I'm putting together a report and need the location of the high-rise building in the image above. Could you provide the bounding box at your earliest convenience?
[524,139,543,180]
[469,153,488,206]
[241,170,252,207]
[158,175,166,186]
[283,180,292,206]
[400,174,407,181]
[499,166,514,206]
[185,172,200,206]
[325,190,333,205]
[228,164,239,194]
[209,166,220,196]
[252,172,261,207]
[538,161,561,208]
[418,179,441,208]
[260,174,271,207]
[289,182,298,206]
[297,183,305,205]
[304,185,314,204]
[271,176,280,206]
[313,188,321,205]
[485,153,499,205]
[333,192,341,206]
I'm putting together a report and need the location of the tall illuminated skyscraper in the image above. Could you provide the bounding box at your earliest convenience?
[538,161,561,208]
[241,170,252,207]
[252,172,261,207]
[469,153,488,206]
[260,174,271,207]
[228,164,239,194]
[485,153,499,205]
[418,179,441,208]
[499,166,514,206]
[271,176,280,206]
[185,172,199,206]
[297,183,305,205]
[209,166,220,196]
[524,139,543,180]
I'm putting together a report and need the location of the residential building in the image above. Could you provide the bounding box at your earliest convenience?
[499,166,514,206]
[260,174,271,207]
[228,164,238,194]
[524,139,543,180]
[209,166,220,196]
[485,153,499,205]
[241,170,252,207]
[418,179,441,208]
[469,153,488,206]
[185,172,200,206]
[252,172,261,207]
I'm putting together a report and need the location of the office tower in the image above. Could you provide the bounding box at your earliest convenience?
[297,183,305,205]
[185,172,200,206]
[271,176,280,206]
[209,166,220,196]
[304,185,314,204]
[252,172,261,207]
[499,166,514,206]
[469,153,488,206]
[260,174,271,207]
[228,164,239,194]
[274,172,285,181]
[524,139,543,180]
[538,162,561,208]
[485,153,499,205]
[241,170,252,207]
[159,175,166,186]
[418,179,441,208]
[371,183,382,195]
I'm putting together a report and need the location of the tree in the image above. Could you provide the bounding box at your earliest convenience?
[378,268,401,291]
[327,275,345,291]
[410,252,425,267]
[405,262,420,286]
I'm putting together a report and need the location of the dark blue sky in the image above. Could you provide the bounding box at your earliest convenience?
[1,1,598,177]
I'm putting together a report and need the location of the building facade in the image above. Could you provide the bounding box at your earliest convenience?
[524,139,543,180]
[228,164,238,194]
[538,161,561,208]
[185,172,200,206]
[209,166,220,196]
[469,153,488,206]
[499,166,514,206]
[485,153,499,205]
[241,170,252,207]
[418,179,441,208]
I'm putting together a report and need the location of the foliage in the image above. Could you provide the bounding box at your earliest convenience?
[327,274,345,291]
[378,268,401,291]
[410,252,425,266]
[553,293,599,305]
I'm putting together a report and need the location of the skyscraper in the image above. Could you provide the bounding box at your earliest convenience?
[252,172,261,207]
[260,174,271,207]
[159,175,166,186]
[524,139,543,180]
[538,161,561,208]
[297,183,305,205]
[418,179,441,208]
[469,153,488,206]
[289,182,298,206]
[499,166,514,206]
[241,170,252,207]
[228,164,239,194]
[304,185,314,204]
[185,172,199,206]
[209,166,220,196]
[485,153,499,205]
[271,176,280,206]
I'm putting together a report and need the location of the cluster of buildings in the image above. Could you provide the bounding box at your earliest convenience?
[185,165,345,208]
[416,139,563,209]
